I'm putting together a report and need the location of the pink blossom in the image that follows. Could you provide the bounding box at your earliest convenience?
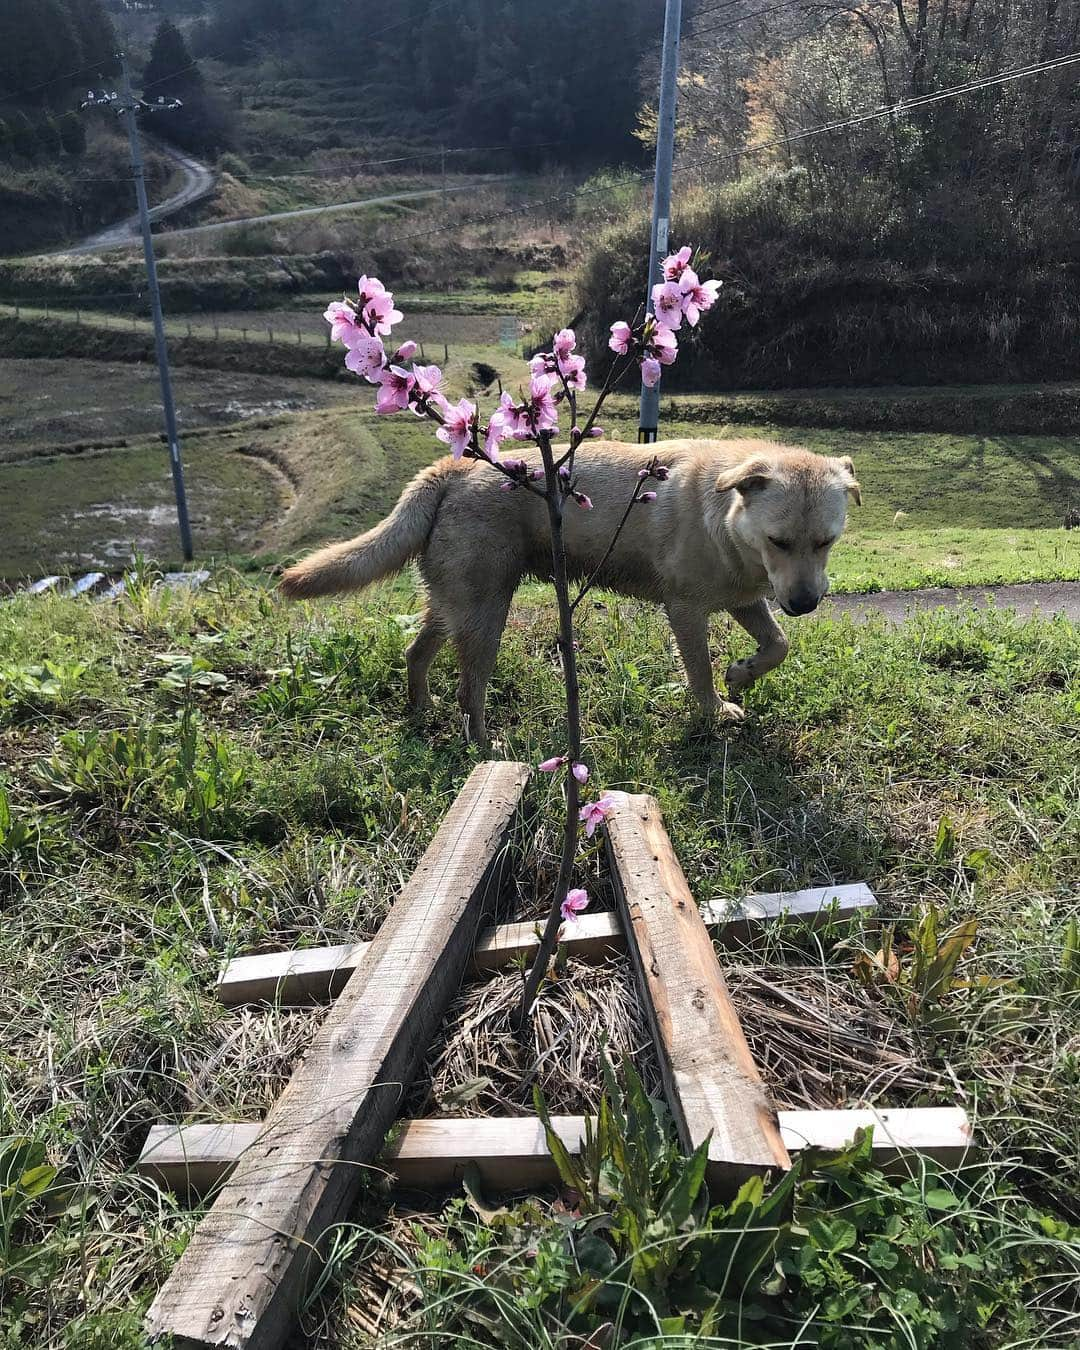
[525,374,559,436]
[324,300,366,348]
[649,324,679,366]
[356,274,387,302]
[435,397,476,459]
[539,755,568,772]
[344,335,386,380]
[553,328,577,359]
[641,357,662,388]
[375,365,414,413]
[362,289,403,336]
[653,463,670,480]
[560,887,590,923]
[394,340,418,360]
[411,364,444,411]
[579,795,616,838]
[608,321,634,355]
[651,280,686,331]
[588,426,605,438]
[501,457,528,474]
[640,490,657,502]
[558,352,587,391]
[529,467,545,480]
[571,761,589,784]
[679,269,722,327]
[529,353,551,377]
[574,492,593,510]
[662,245,693,281]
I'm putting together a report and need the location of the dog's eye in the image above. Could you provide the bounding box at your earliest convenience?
[815,538,837,551]
[767,536,791,552]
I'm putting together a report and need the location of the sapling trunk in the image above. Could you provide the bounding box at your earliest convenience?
[515,431,583,1027]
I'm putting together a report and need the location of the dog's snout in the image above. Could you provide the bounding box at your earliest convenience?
[786,588,821,616]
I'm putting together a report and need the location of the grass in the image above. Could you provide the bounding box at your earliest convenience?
[1,573,1078,1345]
[3,360,1078,586]
[602,415,1080,592]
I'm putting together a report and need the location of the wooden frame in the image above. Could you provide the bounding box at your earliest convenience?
[138,1108,973,1195]
[215,882,876,1006]
[604,792,791,1184]
[145,761,530,1350]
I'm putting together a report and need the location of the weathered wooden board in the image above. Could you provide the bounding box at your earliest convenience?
[216,883,876,1005]
[144,760,530,1350]
[138,1108,972,1194]
[604,791,791,1186]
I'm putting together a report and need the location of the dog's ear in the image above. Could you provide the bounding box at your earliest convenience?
[836,455,862,506]
[716,458,773,496]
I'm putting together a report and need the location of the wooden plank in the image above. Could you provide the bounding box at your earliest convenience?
[144,760,530,1350]
[160,568,211,592]
[216,884,875,1005]
[66,571,105,597]
[26,575,60,595]
[138,1108,972,1195]
[603,791,791,1187]
[97,577,127,602]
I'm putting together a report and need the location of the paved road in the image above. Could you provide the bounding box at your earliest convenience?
[821,580,1080,623]
[63,178,505,255]
[63,138,217,255]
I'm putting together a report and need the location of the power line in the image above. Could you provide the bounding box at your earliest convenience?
[306,46,1080,256]
[2,55,115,103]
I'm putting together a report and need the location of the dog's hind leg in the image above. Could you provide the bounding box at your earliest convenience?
[406,608,446,712]
[450,593,514,745]
[665,597,745,723]
[725,598,790,694]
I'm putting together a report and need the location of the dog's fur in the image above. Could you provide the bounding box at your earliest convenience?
[280,438,861,741]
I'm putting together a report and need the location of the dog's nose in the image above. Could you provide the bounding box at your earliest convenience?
[786,589,820,616]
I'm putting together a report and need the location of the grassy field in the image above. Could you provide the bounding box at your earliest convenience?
[1,575,1078,1346]
[2,353,1078,587]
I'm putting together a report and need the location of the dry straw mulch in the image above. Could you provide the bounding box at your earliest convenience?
[409,955,945,1121]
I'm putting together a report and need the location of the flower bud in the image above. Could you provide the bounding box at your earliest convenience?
[394,340,418,360]
[640,490,657,502]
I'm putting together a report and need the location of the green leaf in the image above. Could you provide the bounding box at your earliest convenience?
[16,1165,57,1199]
[867,1238,899,1270]
[808,1217,858,1253]
[924,1186,961,1211]
[575,1233,616,1278]
[659,1134,709,1229]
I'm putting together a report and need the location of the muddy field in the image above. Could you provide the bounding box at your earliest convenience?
[0,358,358,455]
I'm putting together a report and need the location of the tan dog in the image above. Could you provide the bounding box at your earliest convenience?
[281,439,860,741]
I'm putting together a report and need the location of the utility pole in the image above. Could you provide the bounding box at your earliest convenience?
[638,0,683,445]
[82,54,194,561]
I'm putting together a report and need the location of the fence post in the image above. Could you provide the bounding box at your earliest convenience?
[214,323,220,341]
[242,328,247,342]
[268,327,273,343]
[296,329,301,345]
[444,341,449,364]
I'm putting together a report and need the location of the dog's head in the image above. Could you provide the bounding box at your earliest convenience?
[716,449,861,616]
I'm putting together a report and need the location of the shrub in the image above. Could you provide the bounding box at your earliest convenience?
[577,170,1080,388]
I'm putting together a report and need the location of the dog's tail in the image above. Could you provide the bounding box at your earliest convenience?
[280,460,452,600]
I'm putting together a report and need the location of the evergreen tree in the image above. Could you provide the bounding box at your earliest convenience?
[58,110,87,156]
[142,19,203,101]
[39,114,65,158]
[0,0,81,101]
[11,112,39,161]
[64,0,119,80]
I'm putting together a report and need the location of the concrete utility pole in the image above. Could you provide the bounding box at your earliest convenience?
[82,54,194,561]
[638,0,683,444]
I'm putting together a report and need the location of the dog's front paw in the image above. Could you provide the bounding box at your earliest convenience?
[724,659,755,694]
